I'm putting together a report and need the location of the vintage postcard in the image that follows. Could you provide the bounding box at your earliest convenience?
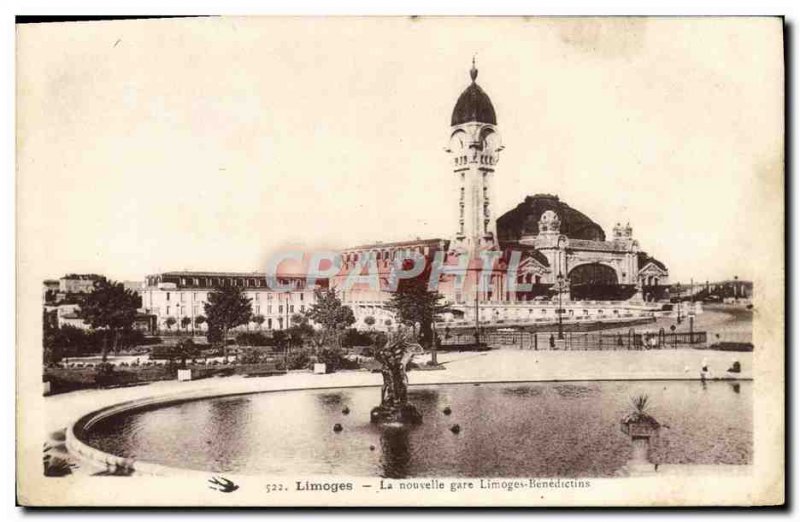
[16,16,784,507]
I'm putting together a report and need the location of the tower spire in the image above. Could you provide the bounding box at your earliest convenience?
[470,55,478,82]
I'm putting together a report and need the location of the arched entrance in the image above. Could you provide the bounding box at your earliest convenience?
[568,263,634,301]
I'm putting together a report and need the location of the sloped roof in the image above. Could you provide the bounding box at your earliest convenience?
[637,252,668,272]
[498,240,551,267]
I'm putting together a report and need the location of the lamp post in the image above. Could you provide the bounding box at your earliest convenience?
[557,272,565,340]
[676,282,682,325]
[472,263,482,347]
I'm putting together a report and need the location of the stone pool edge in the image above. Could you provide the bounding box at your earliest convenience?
[65,374,752,477]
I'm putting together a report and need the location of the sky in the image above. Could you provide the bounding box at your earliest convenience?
[17,17,783,284]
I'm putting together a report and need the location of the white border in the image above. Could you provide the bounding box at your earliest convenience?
[5,1,795,519]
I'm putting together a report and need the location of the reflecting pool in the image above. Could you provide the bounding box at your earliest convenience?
[83,380,751,477]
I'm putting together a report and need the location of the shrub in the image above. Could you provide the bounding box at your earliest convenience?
[94,362,116,386]
[235,332,272,347]
[319,348,360,372]
[44,325,103,358]
[341,328,374,348]
[355,345,375,358]
[239,348,267,364]
[150,345,173,360]
[287,349,311,370]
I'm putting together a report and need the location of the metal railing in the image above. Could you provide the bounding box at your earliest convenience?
[440,329,707,351]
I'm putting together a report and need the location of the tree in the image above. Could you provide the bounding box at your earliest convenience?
[341,328,373,348]
[194,315,206,329]
[204,286,252,359]
[180,317,192,331]
[271,330,287,350]
[45,324,102,361]
[304,288,355,348]
[386,272,450,349]
[77,277,141,362]
[165,316,177,331]
[364,315,376,330]
[43,310,62,364]
[287,313,314,348]
[253,314,265,330]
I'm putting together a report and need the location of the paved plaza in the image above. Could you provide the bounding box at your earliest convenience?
[43,347,751,437]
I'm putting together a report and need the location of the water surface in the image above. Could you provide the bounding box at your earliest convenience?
[84,380,751,477]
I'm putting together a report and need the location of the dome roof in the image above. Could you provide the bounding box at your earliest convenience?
[496,194,607,242]
[451,63,497,126]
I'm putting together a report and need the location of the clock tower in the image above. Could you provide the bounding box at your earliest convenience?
[446,59,503,253]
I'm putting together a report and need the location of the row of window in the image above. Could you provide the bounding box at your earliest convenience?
[160,291,305,302]
[148,276,306,290]
[342,246,434,264]
[157,303,305,317]
[161,316,288,329]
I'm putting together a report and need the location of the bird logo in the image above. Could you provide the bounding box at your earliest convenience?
[208,476,239,493]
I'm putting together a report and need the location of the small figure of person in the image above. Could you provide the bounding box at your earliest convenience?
[700,357,711,381]
[549,333,555,349]
[727,359,741,373]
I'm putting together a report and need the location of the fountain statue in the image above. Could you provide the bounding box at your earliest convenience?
[370,326,424,425]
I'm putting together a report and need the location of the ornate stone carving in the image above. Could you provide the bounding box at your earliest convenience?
[538,210,561,235]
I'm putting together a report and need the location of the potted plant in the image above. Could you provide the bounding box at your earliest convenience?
[620,394,661,468]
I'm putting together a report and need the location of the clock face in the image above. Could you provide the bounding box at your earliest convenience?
[482,131,498,151]
[449,131,466,152]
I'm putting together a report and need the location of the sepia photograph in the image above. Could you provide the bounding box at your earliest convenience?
[14,15,784,507]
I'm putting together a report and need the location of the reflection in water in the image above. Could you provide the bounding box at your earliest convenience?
[554,384,596,399]
[407,388,439,403]
[84,381,752,477]
[379,426,411,478]
[316,392,345,408]
[501,386,544,398]
[206,397,252,472]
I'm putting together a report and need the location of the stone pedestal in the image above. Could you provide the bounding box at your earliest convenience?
[370,404,423,425]
[177,369,193,381]
[620,415,660,472]
[630,436,650,464]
